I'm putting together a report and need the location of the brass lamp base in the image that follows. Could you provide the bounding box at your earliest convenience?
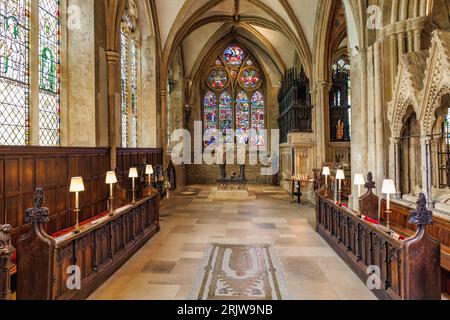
[108,197,115,216]
[73,209,81,235]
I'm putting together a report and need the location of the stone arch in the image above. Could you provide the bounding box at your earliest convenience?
[389,52,427,139]
[420,31,450,136]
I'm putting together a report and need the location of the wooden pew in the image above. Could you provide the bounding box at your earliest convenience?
[380,199,450,294]
[316,191,442,300]
[17,188,160,300]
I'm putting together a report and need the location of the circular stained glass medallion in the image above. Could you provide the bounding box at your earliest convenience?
[207,67,229,90]
[238,67,262,90]
[223,45,245,66]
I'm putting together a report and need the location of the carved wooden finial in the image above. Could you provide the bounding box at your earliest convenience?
[25,188,50,224]
[409,193,433,226]
[364,172,376,191]
[0,224,12,248]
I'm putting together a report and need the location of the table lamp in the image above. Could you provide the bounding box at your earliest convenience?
[146,165,154,186]
[70,177,85,234]
[129,167,138,204]
[106,171,117,215]
[354,174,365,198]
[382,179,396,232]
[336,169,345,205]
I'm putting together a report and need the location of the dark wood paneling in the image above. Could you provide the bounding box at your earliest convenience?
[0,147,162,247]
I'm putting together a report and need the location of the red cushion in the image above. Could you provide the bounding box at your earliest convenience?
[364,216,380,225]
[51,211,110,238]
[11,250,17,264]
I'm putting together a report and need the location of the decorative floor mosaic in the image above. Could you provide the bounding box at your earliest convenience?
[189,244,291,300]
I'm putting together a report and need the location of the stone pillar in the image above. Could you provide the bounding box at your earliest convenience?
[28,0,39,145]
[314,82,331,167]
[386,25,398,92]
[374,41,385,191]
[160,90,169,166]
[421,136,434,209]
[394,139,402,199]
[359,49,369,172]
[106,51,120,170]
[0,225,13,301]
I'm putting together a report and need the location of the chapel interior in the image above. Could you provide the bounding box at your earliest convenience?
[0,0,450,301]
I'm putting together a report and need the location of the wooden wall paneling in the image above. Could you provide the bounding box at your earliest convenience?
[0,157,4,225]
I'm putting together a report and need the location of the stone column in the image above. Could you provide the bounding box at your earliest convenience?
[374,41,385,191]
[106,51,120,170]
[421,136,434,209]
[28,0,39,145]
[359,49,369,172]
[394,139,402,199]
[386,24,398,92]
[0,225,13,301]
[314,81,331,167]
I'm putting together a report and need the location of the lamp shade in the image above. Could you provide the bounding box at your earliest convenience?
[382,179,396,194]
[70,177,85,192]
[322,166,331,176]
[336,170,345,180]
[354,174,365,186]
[128,167,138,178]
[106,171,118,184]
[146,165,154,175]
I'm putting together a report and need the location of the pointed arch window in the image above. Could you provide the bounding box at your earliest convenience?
[0,0,63,146]
[39,0,61,146]
[203,44,265,146]
[120,2,139,148]
[0,0,30,145]
[330,57,351,142]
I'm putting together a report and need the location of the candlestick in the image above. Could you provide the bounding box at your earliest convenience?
[129,168,138,204]
[106,171,118,215]
[70,177,85,234]
[382,179,396,232]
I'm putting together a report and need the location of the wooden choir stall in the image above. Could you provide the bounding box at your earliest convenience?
[0,146,163,300]
[316,173,442,300]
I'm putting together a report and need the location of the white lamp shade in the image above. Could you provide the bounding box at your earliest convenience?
[105,171,118,184]
[322,167,330,176]
[354,174,365,186]
[146,165,154,175]
[382,179,396,194]
[70,177,85,192]
[128,167,138,178]
[336,170,345,180]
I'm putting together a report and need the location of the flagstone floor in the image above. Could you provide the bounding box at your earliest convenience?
[89,185,376,300]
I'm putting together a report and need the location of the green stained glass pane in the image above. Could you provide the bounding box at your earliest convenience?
[39,0,60,146]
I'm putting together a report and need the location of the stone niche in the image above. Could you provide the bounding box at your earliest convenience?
[280,132,316,201]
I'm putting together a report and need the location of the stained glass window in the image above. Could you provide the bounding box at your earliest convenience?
[203,44,265,145]
[38,0,60,146]
[223,45,244,66]
[219,92,233,143]
[251,91,264,146]
[120,29,128,147]
[0,0,30,145]
[130,38,138,148]
[445,109,450,145]
[239,68,261,90]
[120,4,139,148]
[235,91,249,144]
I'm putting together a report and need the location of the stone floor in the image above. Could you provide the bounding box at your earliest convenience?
[89,185,377,300]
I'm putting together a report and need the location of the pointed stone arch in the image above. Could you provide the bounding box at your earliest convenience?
[419,30,450,136]
[388,51,428,139]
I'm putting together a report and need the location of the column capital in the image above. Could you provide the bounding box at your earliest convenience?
[106,51,120,64]
[315,81,332,91]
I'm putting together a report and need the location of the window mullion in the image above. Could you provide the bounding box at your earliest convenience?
[29,0,40,146]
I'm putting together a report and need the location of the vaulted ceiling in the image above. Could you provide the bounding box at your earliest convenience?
[154,0,320,84]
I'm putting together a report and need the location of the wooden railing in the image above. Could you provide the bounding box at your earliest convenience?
[316,192,441,300]
[16,188,159,300]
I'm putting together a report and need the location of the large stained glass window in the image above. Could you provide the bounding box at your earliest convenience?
[0,0,30,145]
[120,4,139,148]
[120,29,128,147]
[219,92,233,143]
[39,0,60,146]
[130,38,138,148]
[203,44,265,146]
[251,91,265,146]
[235,91,249,144]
